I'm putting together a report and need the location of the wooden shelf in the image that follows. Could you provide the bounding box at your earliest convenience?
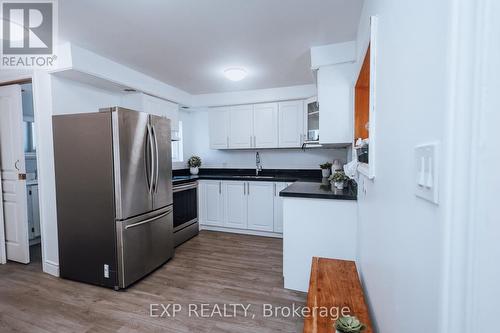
[303,257,374,333]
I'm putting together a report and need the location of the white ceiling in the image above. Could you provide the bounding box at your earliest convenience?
[59,0,363,94]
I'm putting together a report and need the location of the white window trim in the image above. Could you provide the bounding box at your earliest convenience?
[171,120,183,163]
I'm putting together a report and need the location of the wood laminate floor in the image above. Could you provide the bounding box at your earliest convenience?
[0,231,306,332]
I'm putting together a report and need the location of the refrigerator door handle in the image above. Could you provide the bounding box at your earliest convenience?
[124,208,172,230]
[146,123,155,194]
[151,125,160,193]
[144,133,150,192]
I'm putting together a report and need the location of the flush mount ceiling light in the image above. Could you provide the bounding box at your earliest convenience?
[223,67,247,81]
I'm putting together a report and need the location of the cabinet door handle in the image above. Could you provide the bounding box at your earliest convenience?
[274,183,276,196]
[226,136,229,148]
[247,182,250,195]
[219,182,221,194]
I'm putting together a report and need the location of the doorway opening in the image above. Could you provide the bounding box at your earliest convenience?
[22,83,42,269]
[0,80,42,270]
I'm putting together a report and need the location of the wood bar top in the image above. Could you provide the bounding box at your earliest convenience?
[303,257,373,333]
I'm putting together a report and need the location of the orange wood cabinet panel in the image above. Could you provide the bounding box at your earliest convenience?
[303,257,374,333]
[355,45,370,141]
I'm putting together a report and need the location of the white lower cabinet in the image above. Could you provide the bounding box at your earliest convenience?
[199,180,285,236]
[273,182,290,233]
[247,182,274,232]
[26,184,41,240]
[224,182,247,229]
[199,180,224,226]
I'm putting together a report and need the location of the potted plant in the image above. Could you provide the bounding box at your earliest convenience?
[320,162,333,178]
[329,171,348,190]
[335,315,365,333]
[187,156,202,175]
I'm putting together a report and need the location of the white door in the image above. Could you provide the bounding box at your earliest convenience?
[209,107,229,149]
[273,182,290,233]
[0,85,30,263]
[247,182,274,232]
[0,172,6,264]
[228,105,253,148]
[253,103,278,148]
[278,101,304,148]
[199,181,224,226]
[223,181,247,229]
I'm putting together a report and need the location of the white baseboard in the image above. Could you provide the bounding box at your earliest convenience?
[199,225,283,238]
[43,259,59,277]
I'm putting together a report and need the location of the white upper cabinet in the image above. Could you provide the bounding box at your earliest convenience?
[253,103,278,148]
[207,100,309,150]
[278,100,305,148]
[121,92,180,140]
[209,107,229,149]
[317,64,354,145]
[228,105,254,148]
[247,182,275,232]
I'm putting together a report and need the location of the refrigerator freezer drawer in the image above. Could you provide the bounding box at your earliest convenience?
[116,206,174,288]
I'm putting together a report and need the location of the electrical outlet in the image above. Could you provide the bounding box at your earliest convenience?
[104,264,109,278]
[415,143,439,204]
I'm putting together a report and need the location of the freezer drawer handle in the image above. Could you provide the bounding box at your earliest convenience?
[124,210,172,230]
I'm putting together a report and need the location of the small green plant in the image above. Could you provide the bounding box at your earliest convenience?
[335,315,365,333]
[329,171,348,183]
[320,162,333,170]
[187,156,202,168]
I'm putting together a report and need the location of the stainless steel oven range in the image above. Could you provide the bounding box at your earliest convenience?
[172,179,199,246]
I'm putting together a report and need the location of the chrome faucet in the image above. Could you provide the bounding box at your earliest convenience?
[256,152,262,175]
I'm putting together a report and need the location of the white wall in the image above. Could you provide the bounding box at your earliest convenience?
[181,109,348,169]
[354,1,453,332]
[52,77,121,115]
[56,43,192,106]
[33,73,120,275]
[191,84,316,108]
[457,0,500,331]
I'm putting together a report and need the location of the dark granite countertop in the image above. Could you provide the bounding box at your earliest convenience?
[172,168,357,200]
[172,168,321,185]
[279,181,357,200]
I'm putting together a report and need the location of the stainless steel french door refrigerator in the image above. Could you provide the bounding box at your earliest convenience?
[53,107,174,289]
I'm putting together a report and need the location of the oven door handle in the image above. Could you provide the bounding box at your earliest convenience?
[173,182,198,193]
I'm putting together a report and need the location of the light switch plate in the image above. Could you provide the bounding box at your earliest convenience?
[415,142,439,204]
